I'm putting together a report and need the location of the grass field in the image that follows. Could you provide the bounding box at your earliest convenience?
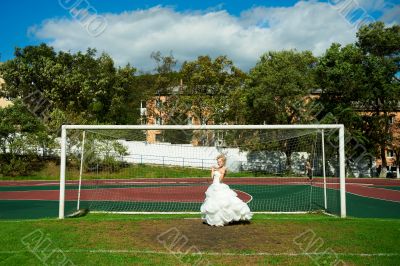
[1,213,399,265]
[1,163,399,265]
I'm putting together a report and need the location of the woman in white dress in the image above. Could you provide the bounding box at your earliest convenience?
[200,154,253,226]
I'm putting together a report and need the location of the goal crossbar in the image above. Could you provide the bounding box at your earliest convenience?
[62,124,344,130]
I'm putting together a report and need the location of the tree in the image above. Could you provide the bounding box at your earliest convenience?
[161,55,246,146]
[243,50,317,125]
[316,22,400,177]
[357,22,400,177]
[390,121,400,178]
[179,55,246,125]
[239,50,318,171]
[136,52,188,143]
[315,43,370,177]
[0,101,48,176]
[149,55,246,145]
[0,44,140,126]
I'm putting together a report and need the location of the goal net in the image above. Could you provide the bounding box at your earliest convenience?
[58,125,346,218]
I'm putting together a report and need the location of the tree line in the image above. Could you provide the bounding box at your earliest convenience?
[0,21,399,177]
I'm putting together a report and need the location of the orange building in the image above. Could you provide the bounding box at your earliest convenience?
[141,82,215,144]
[0,77,12,108]
[142,88,399,176]
[310,89,400,174]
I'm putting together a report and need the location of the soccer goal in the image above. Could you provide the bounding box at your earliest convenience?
[58,124,346,219]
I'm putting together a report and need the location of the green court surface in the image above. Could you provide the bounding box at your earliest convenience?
[0,200,61,219]
[0,183,399,219]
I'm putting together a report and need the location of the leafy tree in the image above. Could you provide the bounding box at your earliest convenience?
[158,55,246,145]
[0,44,141,126]
[243,50,317,125]
[356,22,400,177]
[177,55,246,125]
[0,101,49,176]
[390,120,400,178]
[238,50,317,171]
[315,43,371,177]
[72,135,129,173]
[316,22,400,177]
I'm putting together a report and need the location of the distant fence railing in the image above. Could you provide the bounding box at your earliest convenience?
[123,154,215,170]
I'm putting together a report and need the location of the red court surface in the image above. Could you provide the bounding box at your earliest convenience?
[0,186,252,203]
[0,178,399,202]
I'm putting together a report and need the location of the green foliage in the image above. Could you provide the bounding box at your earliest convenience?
[0,101,49,176]
[243,50,317,124]
[226,50,318,170]
[157,55,246,145]
[0,44,141,125]
[316,22,400,169]
[178,55,247,125]
[68,133,129,173]
[0,22,398,178]
[356,21,400,56]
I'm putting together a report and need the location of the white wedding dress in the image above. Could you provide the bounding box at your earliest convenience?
[200,170,253,226]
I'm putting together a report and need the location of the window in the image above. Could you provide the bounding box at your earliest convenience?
[387,150,394,157]
[155,116,163,125]
[156,99,162,108]
[140,101,147,117]
[187,116,193,125]
[389,116,395,125]
[155,134,164,142]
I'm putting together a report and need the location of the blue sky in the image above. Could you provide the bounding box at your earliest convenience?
[1,0,399,71]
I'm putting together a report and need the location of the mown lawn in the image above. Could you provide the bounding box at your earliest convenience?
[0,213,399,265]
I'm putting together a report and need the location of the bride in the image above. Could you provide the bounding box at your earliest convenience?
[200,154,253,226]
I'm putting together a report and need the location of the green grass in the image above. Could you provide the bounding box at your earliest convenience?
[0,213,399,265]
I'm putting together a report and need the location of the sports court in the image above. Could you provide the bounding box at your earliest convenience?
[1,177,399,219]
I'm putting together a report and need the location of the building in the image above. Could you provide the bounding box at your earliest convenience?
[141,82,214,144]
[142,87,400,177]
[0,77,12,108]
[310,89,400,176]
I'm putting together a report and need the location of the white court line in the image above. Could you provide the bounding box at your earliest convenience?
[104,181,205,184]
[31,182,59,186]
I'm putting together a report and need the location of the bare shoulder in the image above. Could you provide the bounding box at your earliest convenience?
[220,167,227,174]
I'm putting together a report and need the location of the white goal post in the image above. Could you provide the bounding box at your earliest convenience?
[59,124,346,219]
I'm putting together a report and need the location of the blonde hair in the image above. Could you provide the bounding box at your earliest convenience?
[216,154,226,165]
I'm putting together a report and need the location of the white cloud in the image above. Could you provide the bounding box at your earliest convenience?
[30,1,369,72]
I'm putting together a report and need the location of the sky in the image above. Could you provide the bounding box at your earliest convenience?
[0,0,399,72]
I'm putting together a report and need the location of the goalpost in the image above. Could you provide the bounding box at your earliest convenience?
[59,124,346,219]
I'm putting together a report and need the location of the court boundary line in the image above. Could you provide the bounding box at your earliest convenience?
[90,211,312,215]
